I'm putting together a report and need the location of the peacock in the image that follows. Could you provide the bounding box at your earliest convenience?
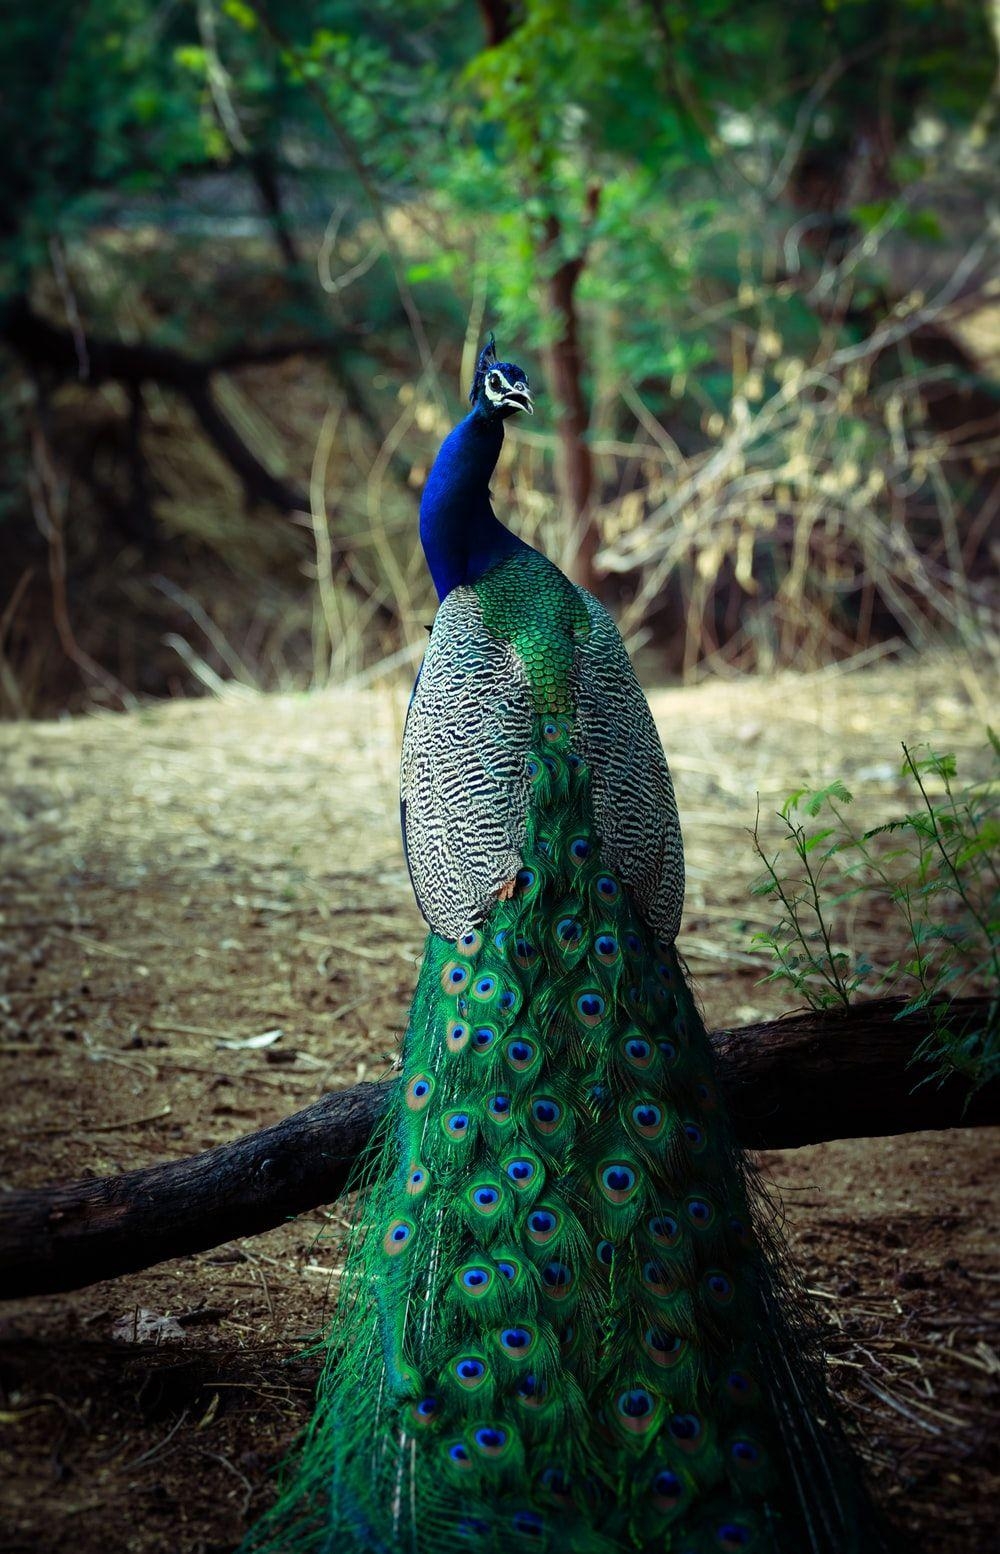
[244,338,895,1554]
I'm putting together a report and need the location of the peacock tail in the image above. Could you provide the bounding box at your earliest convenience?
[242,345,893,1554]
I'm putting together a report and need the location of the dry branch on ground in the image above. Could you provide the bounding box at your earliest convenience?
[3,997,995,1300]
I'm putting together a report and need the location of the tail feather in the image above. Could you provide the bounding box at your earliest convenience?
[242,719,893,1554]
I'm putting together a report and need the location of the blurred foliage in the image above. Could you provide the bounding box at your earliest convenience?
[0,0,997,711]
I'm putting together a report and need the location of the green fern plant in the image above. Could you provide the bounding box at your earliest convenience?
[750,734,1000,1091]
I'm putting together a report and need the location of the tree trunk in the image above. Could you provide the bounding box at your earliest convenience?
[540,209,600,593]
[1,998,994,1302]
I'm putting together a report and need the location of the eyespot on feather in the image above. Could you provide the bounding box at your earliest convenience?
[705,1268,735,1305]
[405,1074,434,1111]
[516,1372,546,1406]
[442,1110,472,1142]
[599,1162,638,1205]
[445,1019,470,1053]
[539,1465,571,1500]
[615,1387,659,1435]
[471,1024,498,1053]
[622,1033,653,1068]
[441,960,470,996]
[409,1395,438,1428]
[683,1120,708,1154]
[643,1259,679,1298]
[685,1194,716,1229]
[648,1213,680,1247]
[557,1322,577,1356]
[504,1156,538,1190]
[529,1096,562,1134]
[730,1436,764,1469]
[695,1075,718,1111]
[383,1218,413,1256]
[525,1207,559,1244]
[453,1355,488,1389]
[512,935,537,969]
[644,1327,687,1368]
[473,1424,510,1458]
[488,1092,513,1123]
[575,990,606,1027]
[455,1264,494,1300]
[554,915,584,950]
[457,1518,490,1539]
[594,933,619,964]
[668,1411,704,1454]
[728,1213,751,1248]
[650,1466,686,1512]
[715,1520,755,1551]
[631,1101,666,1139]
[493,1253,525,1283]
[594,874,620,903]
[496,1325,535,1359]
[506,1037,537,1072]
[467,1180,502,1217]
[725,1367,758,1405]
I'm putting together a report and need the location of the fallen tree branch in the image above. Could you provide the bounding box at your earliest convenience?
[2,997,995,1300]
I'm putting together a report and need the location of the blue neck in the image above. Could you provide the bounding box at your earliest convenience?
[419,409,528,601]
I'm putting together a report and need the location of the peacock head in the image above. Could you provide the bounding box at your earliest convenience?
[469,334,533,420]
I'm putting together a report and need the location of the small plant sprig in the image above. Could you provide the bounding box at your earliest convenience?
[751,734,999,1091]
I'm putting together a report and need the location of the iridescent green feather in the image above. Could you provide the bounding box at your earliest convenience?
[242,712,888,1554]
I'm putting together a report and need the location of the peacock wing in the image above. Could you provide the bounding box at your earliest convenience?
[401,584,534,940]
[571,588,685,944]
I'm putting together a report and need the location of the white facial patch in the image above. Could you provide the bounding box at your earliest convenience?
[484,368,530,404]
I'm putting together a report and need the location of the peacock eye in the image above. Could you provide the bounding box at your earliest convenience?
[487,371,502,391]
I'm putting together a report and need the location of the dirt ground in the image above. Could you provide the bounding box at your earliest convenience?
[1,650,998,1553]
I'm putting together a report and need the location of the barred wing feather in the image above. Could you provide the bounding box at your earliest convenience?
[400,585,534,940]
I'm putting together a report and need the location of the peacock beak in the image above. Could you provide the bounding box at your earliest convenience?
[501,385,534,415]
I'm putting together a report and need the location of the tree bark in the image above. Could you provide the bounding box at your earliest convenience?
[539,204,600,593]
[2,998,994,1302]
